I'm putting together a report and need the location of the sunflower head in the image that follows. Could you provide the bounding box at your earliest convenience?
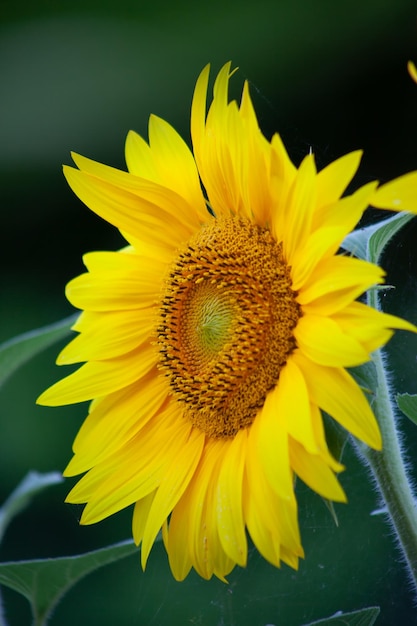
[158,215,301,439]
[38,62,415,581]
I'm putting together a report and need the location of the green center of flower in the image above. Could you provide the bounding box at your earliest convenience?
[182,283,235,367]
[157,217,301,438]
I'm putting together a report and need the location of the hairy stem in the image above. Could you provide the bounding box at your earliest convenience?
[360,287,417,589]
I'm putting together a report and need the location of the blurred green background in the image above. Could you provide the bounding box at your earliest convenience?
[2,1,417,624]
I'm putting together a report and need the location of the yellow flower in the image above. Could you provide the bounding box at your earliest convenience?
[38,63,416,581]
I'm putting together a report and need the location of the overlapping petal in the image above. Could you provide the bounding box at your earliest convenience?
[125,115,209,223]
[294,351,382,450]
[38,341,157,406]
[65,371,169,474]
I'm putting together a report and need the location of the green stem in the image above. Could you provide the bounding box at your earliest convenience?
[360,288,417,589]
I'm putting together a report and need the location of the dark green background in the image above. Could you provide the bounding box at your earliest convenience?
[2,1,417,624]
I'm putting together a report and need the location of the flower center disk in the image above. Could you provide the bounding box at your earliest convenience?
[158,217,301,438]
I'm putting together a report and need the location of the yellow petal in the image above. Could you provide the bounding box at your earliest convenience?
[281,153,317,263]
[371,172,417,213]
[239,81,272,225]
[216,429,248,566]
[72,150,205,231]
[333,301,416,354]
[64,166,191,247]
[270,132,297,185]
[290,225,349,291]
[132,491,156,546]
[141,427,205,568]
[66,406,176,504]
[281,544,302,569]
[201,103,245,216]
[57,309,155,363]
[244,436,302,566]
[298,256,384,315]
[275,357,318,453]
[315,150,363,216]
[289,438,346,502]
[37,342,157,406]
[73,404,189,522]
[164,495,194,581]
[147,115,208,222]
[206,462,236,580]
[290,182,377,291]
[294,351,382,450]
[66,373,169,473]
[191,62,251,219]
[294,314,369,367]
[269,133,297,242]
[167,439,229,581]
[65,271,158,312]
[191,63,211,171]
[71,152,142,190]
[125,130,158,179]
[309,403,344,472]
[243,470,281,567]
[249,389,293,500]
[81,248,160,273]
[313,180,377,232]
[275,493,303,557]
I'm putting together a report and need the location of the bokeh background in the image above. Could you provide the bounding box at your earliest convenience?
[2,1,417,624]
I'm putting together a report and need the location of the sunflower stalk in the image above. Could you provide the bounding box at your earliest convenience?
[359,286,417,591]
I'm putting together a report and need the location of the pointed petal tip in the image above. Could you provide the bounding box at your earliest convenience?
[36,386,59,407]
[125,129,138,142]
[371,430,383,452]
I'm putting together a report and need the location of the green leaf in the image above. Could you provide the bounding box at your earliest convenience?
[396,393,417,426]
[341,224,370,260]
[301,605,380,626]
[321,498,339,527]
[342,212,413,263]
[0,540,138,626]
[367,212,414,265]
[0,472,63,544]
[0,314,76,389]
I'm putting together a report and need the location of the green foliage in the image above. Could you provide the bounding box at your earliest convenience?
[342,213,414,265]
[0,472,150,626]
[0,472,62,544]
[367,213,415,266]
[0,316,76,389]
[321,498,340,527]
[396,393,417,426]
[0,540,138,626]
[301,606,380,626]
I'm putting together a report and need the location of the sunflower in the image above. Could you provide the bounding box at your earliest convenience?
[38,63,415,581]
